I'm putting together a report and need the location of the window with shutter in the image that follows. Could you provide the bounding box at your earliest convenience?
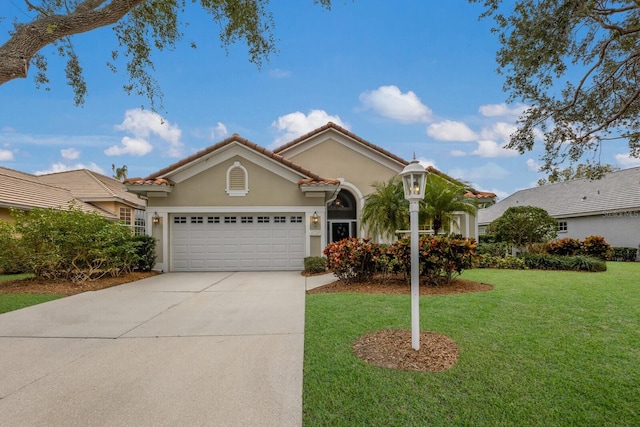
[225,161,249,196]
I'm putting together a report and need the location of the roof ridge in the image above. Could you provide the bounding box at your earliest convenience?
[146,133,332,182]
[273,121,410,166]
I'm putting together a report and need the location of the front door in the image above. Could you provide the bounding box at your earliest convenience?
[327,189,358,243]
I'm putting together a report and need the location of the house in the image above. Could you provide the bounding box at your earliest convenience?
[478,167,640,254]
[0,167,145,232]
[125,122,495,272]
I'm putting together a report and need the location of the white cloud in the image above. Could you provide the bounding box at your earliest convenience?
[271,110,348,147]
[35,162,105,175]
[210,122,228,140]
[427,120,478,141]
[471,140,520,158]
[479,102,527,118]
[61,148,80,160]
[448,162,510,181]
[359,85,433,124]
[269,68,292,78]
[2,126,15,132]
[105,136,153,156]
[480,121,517,144]
[526,158,541,172]
[114,109,183,157]
[614,153,640,168]
[450,150,467,157]
[417,158,437,169]
[0,149,14,161]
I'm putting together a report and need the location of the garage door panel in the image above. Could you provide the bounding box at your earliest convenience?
[171,213,305,271]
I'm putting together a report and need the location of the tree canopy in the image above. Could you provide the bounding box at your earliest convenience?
[536,162,619,186]
[471,0,640,171]
[487,205,558,250]
[0,0,332,109]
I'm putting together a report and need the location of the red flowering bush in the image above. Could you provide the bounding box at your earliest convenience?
[325,235,476,286]
[582,235,612,260]
[546,238,582,256]
[323,238,378,284]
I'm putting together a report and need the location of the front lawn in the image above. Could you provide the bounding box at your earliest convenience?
[303,262,640,426]
[0,293,64,314]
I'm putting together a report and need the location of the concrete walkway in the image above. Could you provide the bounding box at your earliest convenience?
[0,271,336,427]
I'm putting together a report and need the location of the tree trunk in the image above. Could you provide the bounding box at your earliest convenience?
[0,0,145,85]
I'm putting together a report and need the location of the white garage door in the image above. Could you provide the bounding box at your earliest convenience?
[171,213,305,271]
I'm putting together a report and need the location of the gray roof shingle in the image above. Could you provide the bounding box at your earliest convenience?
[478,167,640,225]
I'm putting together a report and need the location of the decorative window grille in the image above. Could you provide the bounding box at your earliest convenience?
[257,216,270,223]
[558,221,568,232]
[241,216,253,223]
[174,216,187,224]
[290,216,303,223]
[208,216,220,224]
[274,216,286,223]
[119,207,132,225]
[224,216,237,224]
[191,216,204,224]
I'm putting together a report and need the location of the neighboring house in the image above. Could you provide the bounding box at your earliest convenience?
[0,167,145,233]
[126,122,495,272]
[478,167,640,254]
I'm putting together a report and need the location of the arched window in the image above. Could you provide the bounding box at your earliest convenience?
[226,161,248,196]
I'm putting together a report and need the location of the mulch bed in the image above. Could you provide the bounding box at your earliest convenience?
[0,271,159,296]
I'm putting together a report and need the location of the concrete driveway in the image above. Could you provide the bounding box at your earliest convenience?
[0,271,334,426]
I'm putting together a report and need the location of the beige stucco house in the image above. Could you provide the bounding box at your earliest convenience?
[0,167,145,232]
[126,122,495,272]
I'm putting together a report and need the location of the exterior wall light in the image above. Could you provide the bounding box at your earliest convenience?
[152,212,160,225]
[311,211,320,224]
[399,158,427,350]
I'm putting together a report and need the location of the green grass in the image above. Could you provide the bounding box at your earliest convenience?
[0,293,63,314]
[0,273,62,313]
[303,262,640,426]
[0,273,33,282]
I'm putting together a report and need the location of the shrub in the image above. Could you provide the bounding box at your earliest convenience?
[476,254,527,269]
[546,238,582,256]
[0,220,28,274]
[522,253,606,272]
[7,207,144,282]
[476,241,510,257]
[323,238,378,284]
[132,234,157,271]
[609,247,638,262]
[304,256,327,274]
[582,235,612,260]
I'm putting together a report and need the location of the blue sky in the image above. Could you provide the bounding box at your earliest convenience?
[2,0,639,200]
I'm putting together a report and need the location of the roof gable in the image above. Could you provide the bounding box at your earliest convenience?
[273,122,409,171]
[137,134,338,186]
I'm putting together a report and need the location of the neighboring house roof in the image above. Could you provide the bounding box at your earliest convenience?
[0,166,113,217]
[126,133,340,186]
[478,166,640,225]
[38,169,144,209]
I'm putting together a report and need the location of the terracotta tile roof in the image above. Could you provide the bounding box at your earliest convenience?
[273,121,410,166]
[124,177,172,186]
[0,167,115,217]
[144,134,335,184]
[38,169,144,208]
[426,166,496,199]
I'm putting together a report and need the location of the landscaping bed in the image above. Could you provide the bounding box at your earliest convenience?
[0,271,159,296]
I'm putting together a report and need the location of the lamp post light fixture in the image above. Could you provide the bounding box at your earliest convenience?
[399,159,427,350]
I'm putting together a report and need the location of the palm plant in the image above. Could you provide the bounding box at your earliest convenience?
[421,174,477,234]
[361,177,408,241]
